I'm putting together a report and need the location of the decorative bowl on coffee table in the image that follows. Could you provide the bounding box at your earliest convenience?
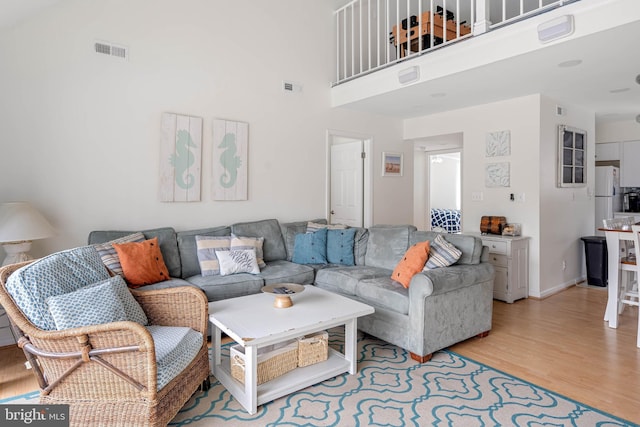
[262,283,305,308]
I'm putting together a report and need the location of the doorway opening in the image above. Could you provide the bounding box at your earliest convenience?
[429,151,461,232]
[413,132,463,231]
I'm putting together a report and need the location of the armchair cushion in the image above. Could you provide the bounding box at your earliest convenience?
[47,275,148,330]
[47,277,128,330]
[147,325,204,390]
[5,246,110,331]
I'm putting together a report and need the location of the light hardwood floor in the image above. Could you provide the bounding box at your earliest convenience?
[1,285,638,423]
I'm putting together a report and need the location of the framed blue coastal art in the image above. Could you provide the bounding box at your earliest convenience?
[212,119,248,201]
[159,113,203,202]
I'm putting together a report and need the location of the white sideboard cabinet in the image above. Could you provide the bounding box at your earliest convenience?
[475,234,530,303]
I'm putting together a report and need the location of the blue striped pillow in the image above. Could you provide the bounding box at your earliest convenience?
[195,235,231,276]
[94,232,146,276]
[424,234,462,270]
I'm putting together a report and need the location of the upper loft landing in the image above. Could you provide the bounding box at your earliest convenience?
[330,0,640,123]
[333,0,579,86]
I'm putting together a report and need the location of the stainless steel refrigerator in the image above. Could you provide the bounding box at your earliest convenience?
[595,165,621,235]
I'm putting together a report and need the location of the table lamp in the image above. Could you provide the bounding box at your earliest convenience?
[0,202,55,266]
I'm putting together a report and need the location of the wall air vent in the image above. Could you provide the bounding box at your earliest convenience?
[282,80,302,93]
[94,40,129,60]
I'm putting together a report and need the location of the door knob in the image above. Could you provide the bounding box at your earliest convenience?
[331,210,335,215]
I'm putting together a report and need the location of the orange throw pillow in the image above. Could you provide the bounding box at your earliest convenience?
[113,237,170,288]
[391,241,430,288]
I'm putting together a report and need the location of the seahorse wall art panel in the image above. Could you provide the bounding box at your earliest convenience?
[159,113,203,202]
[212,119,248,201]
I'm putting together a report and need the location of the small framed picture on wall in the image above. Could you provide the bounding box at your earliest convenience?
[382,152,403,177]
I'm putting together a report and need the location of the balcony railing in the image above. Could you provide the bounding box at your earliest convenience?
[333,0,579,85]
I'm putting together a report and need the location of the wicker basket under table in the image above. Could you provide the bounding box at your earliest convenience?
[230,340,298,385]
[298,331,329,367]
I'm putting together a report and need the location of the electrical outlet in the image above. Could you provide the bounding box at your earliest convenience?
[472,191,483,201]
[562,260,566,270]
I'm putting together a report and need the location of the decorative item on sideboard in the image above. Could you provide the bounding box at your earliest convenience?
[480,216,506,235]
[502,223,522,236]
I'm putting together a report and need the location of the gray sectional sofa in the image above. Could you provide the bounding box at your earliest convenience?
[88,218,494,362]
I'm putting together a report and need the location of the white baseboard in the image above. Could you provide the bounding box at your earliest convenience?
[538,276,585,299]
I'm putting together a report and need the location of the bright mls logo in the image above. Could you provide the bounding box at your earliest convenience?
[1,405,69,426]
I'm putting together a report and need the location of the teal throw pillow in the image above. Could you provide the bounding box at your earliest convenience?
[326,228,357,265]
[292,228,328,264]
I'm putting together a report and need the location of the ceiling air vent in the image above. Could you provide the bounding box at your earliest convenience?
[94,40,129,60]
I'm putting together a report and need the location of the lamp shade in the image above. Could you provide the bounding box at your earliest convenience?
[0,202,55,243]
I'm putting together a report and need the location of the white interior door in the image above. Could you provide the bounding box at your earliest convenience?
[330,140,364,227]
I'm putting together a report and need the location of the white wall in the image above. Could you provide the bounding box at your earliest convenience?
[405,95,542,294]
[404,94,594,298]
[0,0,410,258]
[539,96,595,296]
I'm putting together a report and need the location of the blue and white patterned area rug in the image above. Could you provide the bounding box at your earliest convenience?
[2,333,637,427]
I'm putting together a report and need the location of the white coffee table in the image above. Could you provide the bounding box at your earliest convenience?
[208,285,374,414]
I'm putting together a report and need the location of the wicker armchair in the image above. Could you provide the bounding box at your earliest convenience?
[0,261,210,427]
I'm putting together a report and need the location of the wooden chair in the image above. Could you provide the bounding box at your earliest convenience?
[0,260,211,426]
[626,225,640,347]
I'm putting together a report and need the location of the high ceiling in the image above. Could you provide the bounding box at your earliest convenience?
[3,1,639,125]
[0,0,60,29]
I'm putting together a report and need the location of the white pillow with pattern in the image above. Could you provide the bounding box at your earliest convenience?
[216,249,260,276]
